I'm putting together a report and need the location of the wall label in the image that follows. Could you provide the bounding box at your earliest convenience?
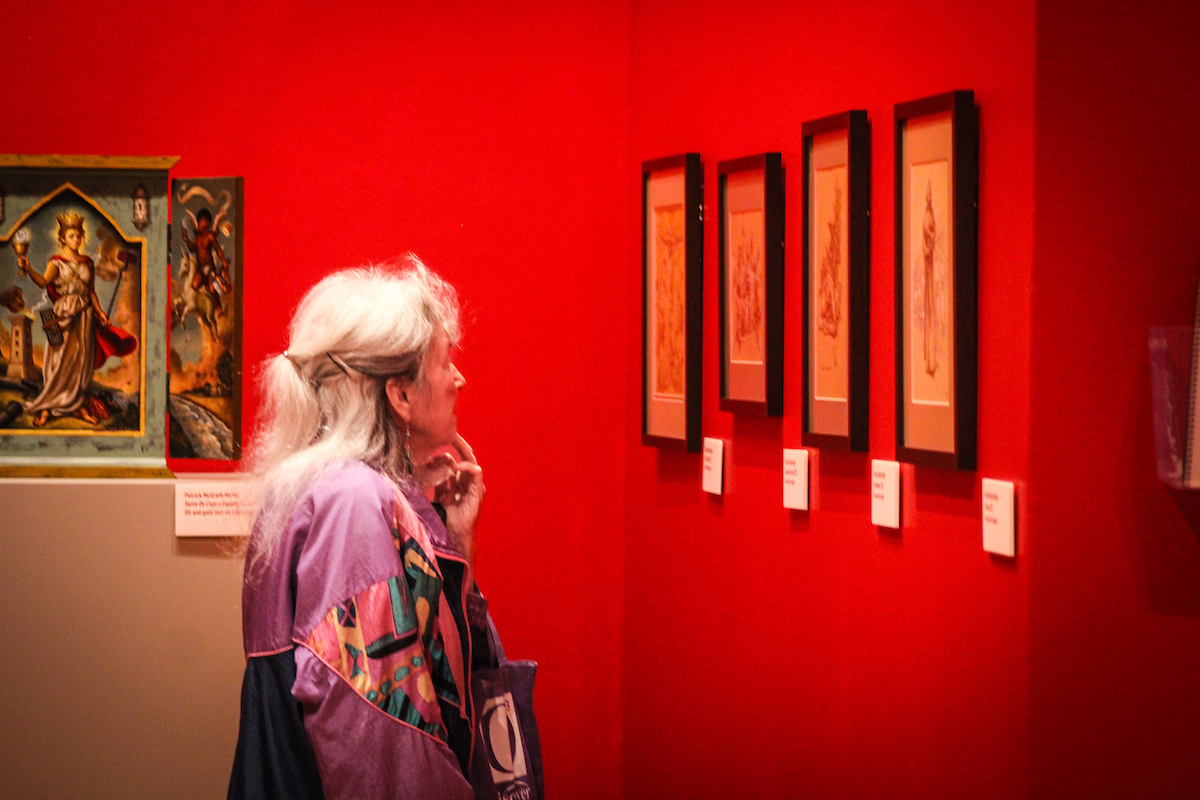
[174,478,256,537]
[783,448,809,510]
[982,478,1015,557]
[870,459,901,528]
[703,437,724,495]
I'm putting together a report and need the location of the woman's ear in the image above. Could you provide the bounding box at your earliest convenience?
[385,376,413,424]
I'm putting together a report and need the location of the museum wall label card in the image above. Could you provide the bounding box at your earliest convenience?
[703,437,724,495]
[783,448,809,510]
[871,459,901,528]
[982,478,1015,557]
[174,477,256,537]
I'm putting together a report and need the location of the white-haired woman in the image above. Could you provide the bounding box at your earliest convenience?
[228,258,505,800]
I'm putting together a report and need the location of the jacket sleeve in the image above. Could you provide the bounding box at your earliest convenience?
[289,470,474,800]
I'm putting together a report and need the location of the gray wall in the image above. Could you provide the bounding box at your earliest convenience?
[0,480,245,799]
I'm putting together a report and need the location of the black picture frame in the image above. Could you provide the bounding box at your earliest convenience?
[642,153,703,452]
[894,90,978,470]
[718,153,784,416]
[801,111,871,451]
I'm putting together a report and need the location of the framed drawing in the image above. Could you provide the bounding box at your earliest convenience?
[894,90,978,469]
[718,153,783,415]
[0,154,175,476]
[642,154,703,451]
[802,111,871,451]
[169,177,244,461]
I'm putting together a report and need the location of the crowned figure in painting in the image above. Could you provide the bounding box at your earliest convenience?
[16,211,135,426]
[18,212,107,425]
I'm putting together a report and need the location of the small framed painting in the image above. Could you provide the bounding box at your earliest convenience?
[718,153,783,415]
[169,177,244,462]
[642,153,702,452]
[801,110,871,451]
[894,90,978,470]
[0,154,175,476]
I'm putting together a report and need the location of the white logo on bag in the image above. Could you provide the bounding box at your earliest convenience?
[501,782,531,800]
[482,692,528,786]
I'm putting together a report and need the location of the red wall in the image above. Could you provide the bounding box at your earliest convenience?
[1029,0,1200,796]
[12,1,1200,796]
[624,1,1035,797]
[5,3,630,798]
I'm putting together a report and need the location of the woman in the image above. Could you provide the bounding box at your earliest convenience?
[17,211,109,426]
[228,258,504,800]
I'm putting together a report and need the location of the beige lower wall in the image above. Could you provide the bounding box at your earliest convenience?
[0,480,245,799]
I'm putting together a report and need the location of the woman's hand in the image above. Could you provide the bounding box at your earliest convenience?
[414,434,484,564]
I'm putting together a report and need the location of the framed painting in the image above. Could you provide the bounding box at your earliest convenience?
[169,177,244,461]
[894,90,978,470]
[0,154,175,476]
[642,153,702,452]
[802,111,871,451]
[718,153,783,415]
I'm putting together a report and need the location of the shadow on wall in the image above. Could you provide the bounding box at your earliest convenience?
[175,537,246,560]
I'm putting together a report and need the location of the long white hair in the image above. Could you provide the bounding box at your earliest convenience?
[245,255,460,573]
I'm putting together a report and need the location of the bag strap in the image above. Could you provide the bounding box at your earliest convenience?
[487,614,507,666]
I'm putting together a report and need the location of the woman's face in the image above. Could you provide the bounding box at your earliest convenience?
[62,229,82,252]
[407,329,465,453]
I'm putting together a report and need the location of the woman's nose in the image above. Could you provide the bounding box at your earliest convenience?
[452,364,466,389]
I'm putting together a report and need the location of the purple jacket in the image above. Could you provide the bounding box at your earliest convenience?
[228,460,495,800]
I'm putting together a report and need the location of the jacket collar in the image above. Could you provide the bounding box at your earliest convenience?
[395,477,464,560]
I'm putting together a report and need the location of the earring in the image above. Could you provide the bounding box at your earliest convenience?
[402,423,414,474]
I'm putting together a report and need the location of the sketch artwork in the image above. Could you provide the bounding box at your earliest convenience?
[729,208,765,364]
[0,186,143,432]
[813,166,850,401]
[642,154,701,448]
[909,160,951,405]
[169,178,241,459]
[652,203,686,399]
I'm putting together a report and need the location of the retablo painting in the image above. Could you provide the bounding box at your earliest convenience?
[718,153,783,416]
[895,91,978,470]
[0,155,174,476]
[169,177,243,461]
[642,153,702,452]
[802,110,870,451]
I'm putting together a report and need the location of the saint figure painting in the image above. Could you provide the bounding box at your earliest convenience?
[169,177,243,460]
[0,156,172,475]
[0,187,143,433]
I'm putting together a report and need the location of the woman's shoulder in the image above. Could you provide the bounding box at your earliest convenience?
[305,460,396,516]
